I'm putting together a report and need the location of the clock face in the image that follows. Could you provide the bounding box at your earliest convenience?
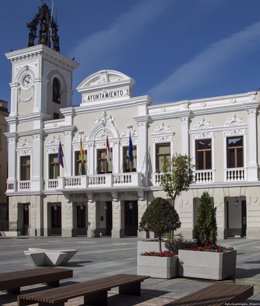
[22,74,32,89]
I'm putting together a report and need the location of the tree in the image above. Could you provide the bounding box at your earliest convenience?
[160,154,194,207]
[194,192,217,247]
[139,197,181,252]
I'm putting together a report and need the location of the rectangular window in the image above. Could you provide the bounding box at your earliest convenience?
[20,156,30,180]
[49,154,59,179]
[123,146,137,172]
[195,139,212,170]
[97,149,112,174]
[75,151,86,175]
[156,143,170,172]
[227,136,244,168]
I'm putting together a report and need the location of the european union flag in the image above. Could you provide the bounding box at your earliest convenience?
[128,133,133,162]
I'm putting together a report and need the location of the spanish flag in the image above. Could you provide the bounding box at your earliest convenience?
[79,139,84,164]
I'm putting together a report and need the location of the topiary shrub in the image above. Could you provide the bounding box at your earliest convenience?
[194,192,217,247]
[139,197,181,252]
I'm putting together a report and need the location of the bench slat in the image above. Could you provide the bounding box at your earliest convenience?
[18,274,149,304]
[0,268,73,291]
[168,283,254,306]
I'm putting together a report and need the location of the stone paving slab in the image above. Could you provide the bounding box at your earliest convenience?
[0,237,259,305]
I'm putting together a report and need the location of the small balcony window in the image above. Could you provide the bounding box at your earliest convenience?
[195,139,212,170]
[20,156,30,181]
[49,154,59,179]
[227,136,243,168]
[156,143,170,172]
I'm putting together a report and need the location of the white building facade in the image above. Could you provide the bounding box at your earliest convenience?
[5,43,260,239]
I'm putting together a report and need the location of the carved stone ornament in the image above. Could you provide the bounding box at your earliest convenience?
[95,111,114,127]
[192,132,213,140]
[192,117,212,130]
[223,129,246,136]
[95,128,113,140]
[72,131,87,143]
[224,114,244,127]
[121,127,137,138]
[152,122,174,143]
[47,134,60,146]
[152,122,171,135]
[17,137,32,148]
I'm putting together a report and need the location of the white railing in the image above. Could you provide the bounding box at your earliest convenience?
[194,170,214,183]
[64,176,87,189]
[18,180,31,191]
[152,173,164,186]
[225,168,246,181]
[88,174,112,187]
[113,172,142,186]
[47,179,58,190]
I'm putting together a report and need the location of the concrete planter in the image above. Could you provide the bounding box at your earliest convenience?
[137,254,178,279]
[178,249,237,280]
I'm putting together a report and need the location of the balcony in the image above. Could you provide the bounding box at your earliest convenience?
[225,168,246,182]
[18,180,31,191]
[152,173,164,186]
[46,172,144,191]
[194,170,214,183]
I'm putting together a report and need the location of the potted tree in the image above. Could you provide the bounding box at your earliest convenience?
[178,192,237,280]
[137,197,181,278]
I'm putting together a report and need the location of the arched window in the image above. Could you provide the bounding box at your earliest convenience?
[52,77,61,103]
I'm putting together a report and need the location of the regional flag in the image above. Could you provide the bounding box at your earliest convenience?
[58,141,64,168]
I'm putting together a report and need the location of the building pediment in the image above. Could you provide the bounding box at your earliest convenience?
[77,70,135,105]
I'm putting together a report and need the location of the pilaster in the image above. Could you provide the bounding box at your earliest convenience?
[64,131,72,176]
[87,201,100,237]
[180,117,189,156]
[62,197,73,237]
[111,200,124,238]
[247,109,258,181]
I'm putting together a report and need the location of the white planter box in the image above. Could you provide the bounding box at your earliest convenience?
[178,249,237,280]
[137,254,178,279]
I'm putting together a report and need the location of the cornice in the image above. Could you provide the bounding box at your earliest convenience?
[149,110,191,121]
[5,44,78,70]
[44,124,76,134]
[74,95,151,115]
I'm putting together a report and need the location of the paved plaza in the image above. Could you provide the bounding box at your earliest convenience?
[0,236,259,305]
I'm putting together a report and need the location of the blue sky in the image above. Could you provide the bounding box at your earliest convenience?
[1,0,260,106]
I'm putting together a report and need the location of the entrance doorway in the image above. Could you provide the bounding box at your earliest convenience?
[50,204,61,235]
[105,202,112,236]
[125,201,138,236]
[225,197,246,237]
[76,204,87,236]
[20,203,29,235]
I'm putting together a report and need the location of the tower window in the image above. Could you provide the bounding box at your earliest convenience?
[53,78,61,104]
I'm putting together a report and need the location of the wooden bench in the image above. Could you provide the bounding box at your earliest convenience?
[17,274,149,306]
[167,282,254,306]
[0,267,73,295]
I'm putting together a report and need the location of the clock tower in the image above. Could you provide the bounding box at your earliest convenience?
[5,3,78,119]
[5,3,78,202]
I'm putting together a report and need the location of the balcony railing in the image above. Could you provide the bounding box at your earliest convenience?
[46,172,144,191]
[194,170,214,183]
[225,168,246,181]
[18,180,31,191]
[152,173,164,186]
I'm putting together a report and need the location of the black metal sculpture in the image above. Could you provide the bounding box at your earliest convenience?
[27,3,60,52]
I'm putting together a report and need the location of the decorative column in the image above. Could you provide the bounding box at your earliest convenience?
[64,131,72,176]
[88,143,95,175]
[7,137,17,192]
[62,196,73,237]
[9,82,19,116]
[180,117,189,156]
[138,199,148,238]
[87,201,99,237]
[31,134,43,191]
[137,121,148,184]
[111,200,124,238]
[247,109,258,181]
[113,140,120,173]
